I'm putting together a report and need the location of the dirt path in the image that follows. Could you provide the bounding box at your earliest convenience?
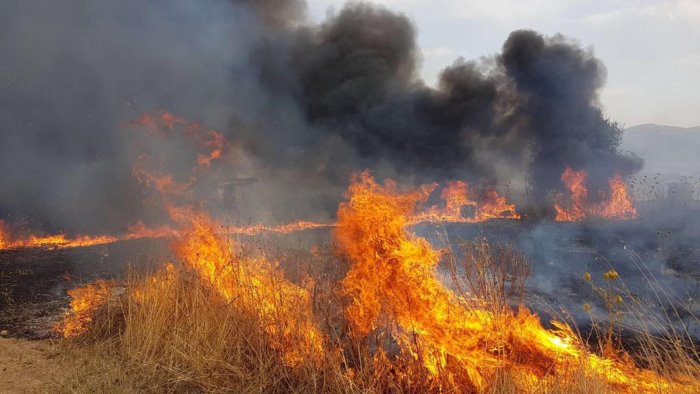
[0,338,59,393]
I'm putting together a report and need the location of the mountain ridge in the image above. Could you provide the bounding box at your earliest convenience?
[625,123,700,133]
[622,123,700,175]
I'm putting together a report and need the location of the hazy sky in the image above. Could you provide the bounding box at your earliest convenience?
[308,0,700,128]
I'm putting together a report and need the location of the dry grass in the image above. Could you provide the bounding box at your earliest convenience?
[581,247,700,386]
[50,239,700,393]
[69,264,353,393]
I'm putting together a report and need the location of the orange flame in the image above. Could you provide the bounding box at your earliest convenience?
[132,112,325,366]
[41,110,689,389]
[0,220,9,250]
[1,166,637,254]
[49,122,693,390]
[123,221,179,240]
[223,220,334,236]
[414,180,520,224]
[54,280,114,337]
[0,220,121,251]
[555,167,637,221]
[335,171,675,391]
[0,219,337,252]
[0,219,179,252]
[475,189,521,221]
[129,111,225,168]
[129,111,226,201]
[55,111,327,365]
[172,211,325,366]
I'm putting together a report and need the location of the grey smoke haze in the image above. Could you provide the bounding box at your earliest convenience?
[0,0,641,233]
[419,217,700,337]
[623,124,700,176]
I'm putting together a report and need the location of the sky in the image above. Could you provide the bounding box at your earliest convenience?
[307,0,700,128]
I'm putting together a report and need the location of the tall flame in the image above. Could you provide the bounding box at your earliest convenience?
[415,180,520,224]
[555,167,637,221]
[132,112,325,366]
[43,110,694,390]
[171,210,325,366]
[335,171,675,391]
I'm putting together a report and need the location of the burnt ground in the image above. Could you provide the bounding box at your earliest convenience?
[1,212,700,341]
[418,212,700,338]
[0,239,170,338]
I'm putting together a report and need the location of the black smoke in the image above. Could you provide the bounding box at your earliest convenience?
[0,0,641,233]
[500,30,642,196]
[246,2,641,197]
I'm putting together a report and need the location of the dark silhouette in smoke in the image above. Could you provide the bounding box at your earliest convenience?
[0,0,641,233]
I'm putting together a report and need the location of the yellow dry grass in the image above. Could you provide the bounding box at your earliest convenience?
[47,240,700,393]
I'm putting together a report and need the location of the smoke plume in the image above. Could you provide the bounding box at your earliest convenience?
[0,0,641,233]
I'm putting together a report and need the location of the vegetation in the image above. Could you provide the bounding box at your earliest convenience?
[44,236,699,393]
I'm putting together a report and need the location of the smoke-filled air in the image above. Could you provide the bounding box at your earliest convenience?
[1,1,698,393]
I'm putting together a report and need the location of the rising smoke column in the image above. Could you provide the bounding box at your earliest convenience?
[500,30,643,198]
[299,9,641,185]
[260,3,642,199]
[0,0,641,233]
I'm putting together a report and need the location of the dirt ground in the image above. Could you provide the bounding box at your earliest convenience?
[0,338,60,393]
[0,337,148,394]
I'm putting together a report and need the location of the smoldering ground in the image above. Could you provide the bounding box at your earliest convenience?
[0,0,641,234]
[417,214,700,337]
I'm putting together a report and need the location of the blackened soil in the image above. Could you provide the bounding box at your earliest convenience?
[0,239,170,338]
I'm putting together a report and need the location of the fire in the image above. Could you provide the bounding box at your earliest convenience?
[475,189,520,221]
[555,167,637,221]
[55,111,327,365]
[0,167,637,254]
[129,111,226,202]
[0,219,334,252]
[555,167,587,221]
[335,171,676,391]
[131,112,325,366]
[123,221,179,240]
[54,280,114,337]
[40,110,696,390]
[129,111,225,168]
[172,210,325,366]
[414,180,520,224]
[0,114,642,252]
[601,175,638,220]
[0,220,9,250]
[0,220,179,252]
[0,108,513,255]
[223,220,334,236]
[0,221,120,251]
[437,180,472,218]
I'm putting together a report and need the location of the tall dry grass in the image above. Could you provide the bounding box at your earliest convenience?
[53,238,700,393]
[101,264,352,393]
[580,245,700,385]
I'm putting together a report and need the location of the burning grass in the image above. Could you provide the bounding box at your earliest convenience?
[51,173,699,393]
[44,112,694,391]
[555,167,637,222]
[53,261,348,392]
[53,249,699,393]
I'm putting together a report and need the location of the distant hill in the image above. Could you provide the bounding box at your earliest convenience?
[622,123,700,175]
